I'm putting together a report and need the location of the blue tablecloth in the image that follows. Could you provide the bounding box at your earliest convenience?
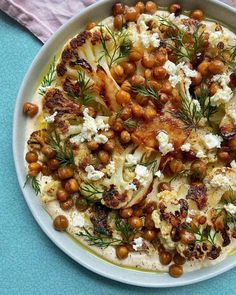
[0,10,235,295]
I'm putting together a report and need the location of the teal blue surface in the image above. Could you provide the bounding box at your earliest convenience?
[0,10,235,295]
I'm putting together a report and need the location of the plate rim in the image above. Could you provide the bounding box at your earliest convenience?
[12,0,236,288]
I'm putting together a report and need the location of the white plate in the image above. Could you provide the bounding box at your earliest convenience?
[13,0,236,287]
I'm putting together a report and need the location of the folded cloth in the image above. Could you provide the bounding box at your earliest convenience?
[0,0,98,43]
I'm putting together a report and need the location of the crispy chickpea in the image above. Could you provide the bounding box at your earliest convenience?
[60,198,74,210]
[143,106,157,121]
[53,215,68,231]
[41,165,51,176]
[191,71,202,86]
[180,230,196,244]
[210,82,220,96]
[173,253,186,265]
[64,178,80,193]
[23,102,38,118]
[144,69,153,80]
[148,80,162,91]
[153,66,168,80]
[136,94,149,106]
[28,162,42,172]
[116,90,131,104]
[190,160,207,180]
[58,166,74,180]
[159,251,172,265]
[128,216,143,229]
[56,189,69,202]
[128,47,144,62]
[76,198,88,212]
[122,61,136,76]
[160,93,169,104]
[25,151,38,163]
[28,170,39,177]
[141,54,156,68]
[158,182,171,192]
[169,159,184,174]
[144,214,155,229]
[103,139,116,153]
[125,7,139,22]
[145,201,157,214]
[169,3,182,16]
[133,207,143,217]
[113,14,124,30]
[86,21,96,30]
[198,215,207,225]
[120,130,131,143]
[135,1,145,13]
[87,140,99,151]
[229,136,236,151]
[145,1,157,14]
[120,207,133,219]
[101,130,115,139]
[112,120,124,132]
[116,245,129,259]
[161,81,173,94]
[190,9,204,21]
[112,2,125,16]
[143,229,157,241]
[111,65,124,81]
[47,158,60,170]
[98,150,110,164]
[208,60,224,74]
[197,60,210,76]
[155,52,167,66]
[131,103,144,118]
[130,74,145,86]
[121,80,132,92]
[169,264,183,278]
[120,107,132,121]
[41,145,56,159]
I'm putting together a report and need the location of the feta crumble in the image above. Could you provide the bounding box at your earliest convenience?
[135,165,149,185]
[211,73,233,106]
[231,160,236,168]
[125,154,139,167]
[71,211,85,227]
[85,165,104,181]
[181,143,191,152]
[154,170,164,179]
[106,161,115,176]
[210,174,231,189]
[224,203,236,215]
[132,237,144,251]
[156,131,174,155]
[45,111,58,123]
[209,31,222,47]
[196,150,206,158]
[186,217,192,223]
[94,134,108,144]
[125,183,137,191]
[203,133,223,149]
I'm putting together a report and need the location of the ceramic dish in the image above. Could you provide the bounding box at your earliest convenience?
[13,0,236,287]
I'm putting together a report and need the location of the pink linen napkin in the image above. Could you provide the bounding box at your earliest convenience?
[0,0,235,43]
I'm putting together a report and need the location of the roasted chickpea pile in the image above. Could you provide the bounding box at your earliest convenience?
[23,1,236,278]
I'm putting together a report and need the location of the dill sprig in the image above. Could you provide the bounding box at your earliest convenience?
[174,92,203,129]
[169,169,190,182]
[38,56,56,96]
[115,217,136,243]
[197,86,217,126]
[24,174,41,195]
[131,85,159,101]
[184,224,217,246]
[77,227,121,248]
[67,70,93,104]
[123,118,137,131]
[99,25,132,67]
[49,132,75,166]
[140,159,158,173]
[80,183,103,203]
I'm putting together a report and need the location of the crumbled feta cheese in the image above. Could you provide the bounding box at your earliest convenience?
[227,109,236,123]
[186,217,192,223]
[150,32,160,48]
[181,143,191,152]
[85,165,104,181]
[45,111,58,123]
[125,154,139,167]
[94,134,108,144]
[106,161,115,176]
[196,150,206,158]
[163,60,176,75]
[135,165,149,185]
[209,31,222,47]
[70,108,109,144]
[210,174,231,189]
[156,131,174,155]
[132,237,144,251]
[203,133,223,149]
[224,203,236,214]
[231,160,236,168]
[68,125,82,135]
[141,33,150,48]
[154,170,164,179]
[125,183,137,191]
[152,210,161,228]
[211,74,233,106]
[71,211,85,227]
[180,64,197,78]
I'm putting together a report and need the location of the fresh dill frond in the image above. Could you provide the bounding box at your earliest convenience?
[115,217,136,243]
[80,183,104,203]
[122,118,137,131]
[49,132,75,166]
[99,25,132,67]
[77,227,121,248]
[38,56,56,96]
[140,159,158,173]
[24,174,41,195]
[131,85,159,101]
[184,224,217,247]
[169,169,190,183]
